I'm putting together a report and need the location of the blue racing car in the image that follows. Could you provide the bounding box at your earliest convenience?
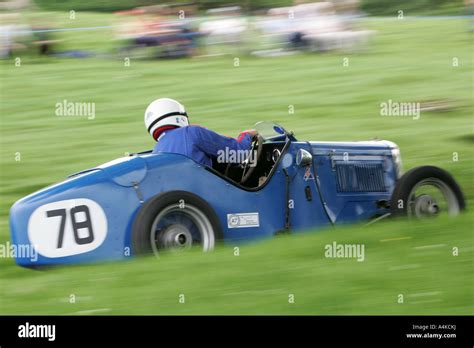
[9,122,465,266]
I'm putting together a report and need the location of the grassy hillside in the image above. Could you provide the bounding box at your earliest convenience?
[0,14,473,314]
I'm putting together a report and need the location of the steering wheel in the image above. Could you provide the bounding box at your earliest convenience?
[225,135,264,184]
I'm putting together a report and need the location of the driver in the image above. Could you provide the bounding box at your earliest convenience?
[145,98,258,167]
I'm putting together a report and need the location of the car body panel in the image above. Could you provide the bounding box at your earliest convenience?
[310,140,397,223]
[9,137,398,266]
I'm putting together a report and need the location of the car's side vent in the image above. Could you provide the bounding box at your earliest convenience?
[335,162,386,192]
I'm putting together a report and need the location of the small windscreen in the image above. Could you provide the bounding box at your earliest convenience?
[255,121,287,141]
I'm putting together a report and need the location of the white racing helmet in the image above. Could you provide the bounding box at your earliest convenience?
[144,98,189,140]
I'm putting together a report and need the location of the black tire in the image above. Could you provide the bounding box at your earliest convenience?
[390,166,465,217]
[132,191,223,255]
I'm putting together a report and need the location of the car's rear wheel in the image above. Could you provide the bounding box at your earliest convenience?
[132,191,222,256]
[390,166,465,218]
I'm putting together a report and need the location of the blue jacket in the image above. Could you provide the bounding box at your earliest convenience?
[153,125,253,167]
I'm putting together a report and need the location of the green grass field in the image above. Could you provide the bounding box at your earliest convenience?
[0,13,473,314]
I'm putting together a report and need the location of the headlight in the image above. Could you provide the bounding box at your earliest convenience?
[381,141,403,178]
[390,146,403,178]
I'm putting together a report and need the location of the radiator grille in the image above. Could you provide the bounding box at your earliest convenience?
[335,162,386,192]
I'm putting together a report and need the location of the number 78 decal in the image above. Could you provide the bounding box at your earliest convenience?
[46,205,95,248]
[28,199,108,258]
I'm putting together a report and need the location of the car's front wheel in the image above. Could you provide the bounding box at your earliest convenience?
[132,191,222,256]
[390,166,465,218]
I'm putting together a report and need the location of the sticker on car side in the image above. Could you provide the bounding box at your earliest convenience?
[28,198,108,258]
[227,213,260,228]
